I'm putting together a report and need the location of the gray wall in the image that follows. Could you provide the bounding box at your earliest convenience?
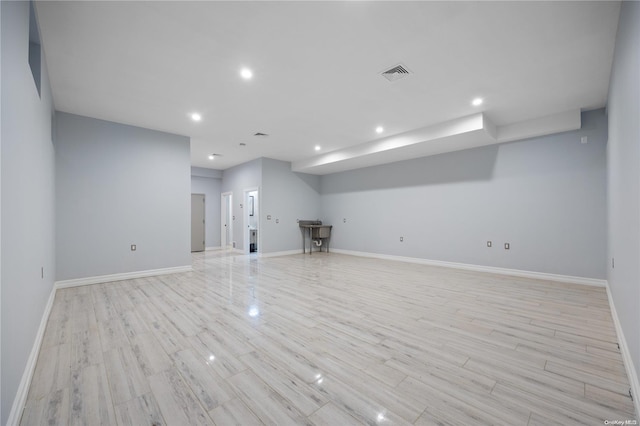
[321,109,607,279]
[55,112,191,280]
[261,158,321,253]
[1,1,56,423]
[607,0,640,395]
[191,167,222,249]
[221,158,262,251]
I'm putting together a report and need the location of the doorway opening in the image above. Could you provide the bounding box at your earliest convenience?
[244,188,259,255]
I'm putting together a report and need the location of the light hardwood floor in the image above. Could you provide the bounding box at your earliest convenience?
[21,251,636,425]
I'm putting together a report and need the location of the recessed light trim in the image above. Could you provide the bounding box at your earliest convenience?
[191,113,202,122]
[240,68,253,80]
[472,97,483,106]
[315,145,321,151]
[208,154,215,160]
[375,126,384,134]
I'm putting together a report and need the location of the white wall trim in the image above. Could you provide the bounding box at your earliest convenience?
[331,249,607,287]
[242,187,260,255]
[55,265,192,289]
[259,249,303,258]
[221,191,233,250]
[605,282,640,420]
[205,246,222,251]
[7,286,56,426]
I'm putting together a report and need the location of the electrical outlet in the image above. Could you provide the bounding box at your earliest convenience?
[343,218,347,223]
[131,244,137,251]
[400,236,404,242]
[487,241,492,247]
[504,243,510,250]
[267,215,272,220]
[276,219,279,224]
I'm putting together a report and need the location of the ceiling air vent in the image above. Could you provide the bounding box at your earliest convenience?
[381,64,411,82]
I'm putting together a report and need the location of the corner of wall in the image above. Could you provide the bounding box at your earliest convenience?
[1,1,57,423]
[606,282,640,420]
[606,1,640,419]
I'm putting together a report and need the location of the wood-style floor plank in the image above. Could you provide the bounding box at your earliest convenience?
[114,393,165,426]
[208,397,263,426]
[69,363,116,426]
[148,368,211,426]
[20,251,636,425]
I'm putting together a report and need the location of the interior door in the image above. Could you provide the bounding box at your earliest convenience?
[221,192,233,249]
[191,193,205,252]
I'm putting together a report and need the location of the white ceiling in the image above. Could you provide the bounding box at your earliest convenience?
[35,1,620,174]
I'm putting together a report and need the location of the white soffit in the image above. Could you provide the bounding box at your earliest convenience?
[292,109,581,175]
[496,109,582,143]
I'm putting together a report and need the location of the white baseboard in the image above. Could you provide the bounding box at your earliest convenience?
[205,246,222,251]
[7,286,56,426]
[259,249,303,258]
[605,282,640,420]
[7,264,193,424]
[330,249,607,287]
[55,265,192,289]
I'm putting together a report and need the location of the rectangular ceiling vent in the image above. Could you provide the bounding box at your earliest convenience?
[381,64,412,82]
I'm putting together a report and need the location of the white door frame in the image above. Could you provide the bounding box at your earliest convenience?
[243,187,259,254]
[221,192,233,249]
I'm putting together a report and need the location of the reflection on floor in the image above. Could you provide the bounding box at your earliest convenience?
[21,250,636,425]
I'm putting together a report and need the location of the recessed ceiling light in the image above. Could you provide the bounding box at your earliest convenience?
[240,68,253,80]
[208,154,215,160]
[315,145,321,151]
[472,97,483,106]
[191,113,202,122]
[375,126,384,134]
